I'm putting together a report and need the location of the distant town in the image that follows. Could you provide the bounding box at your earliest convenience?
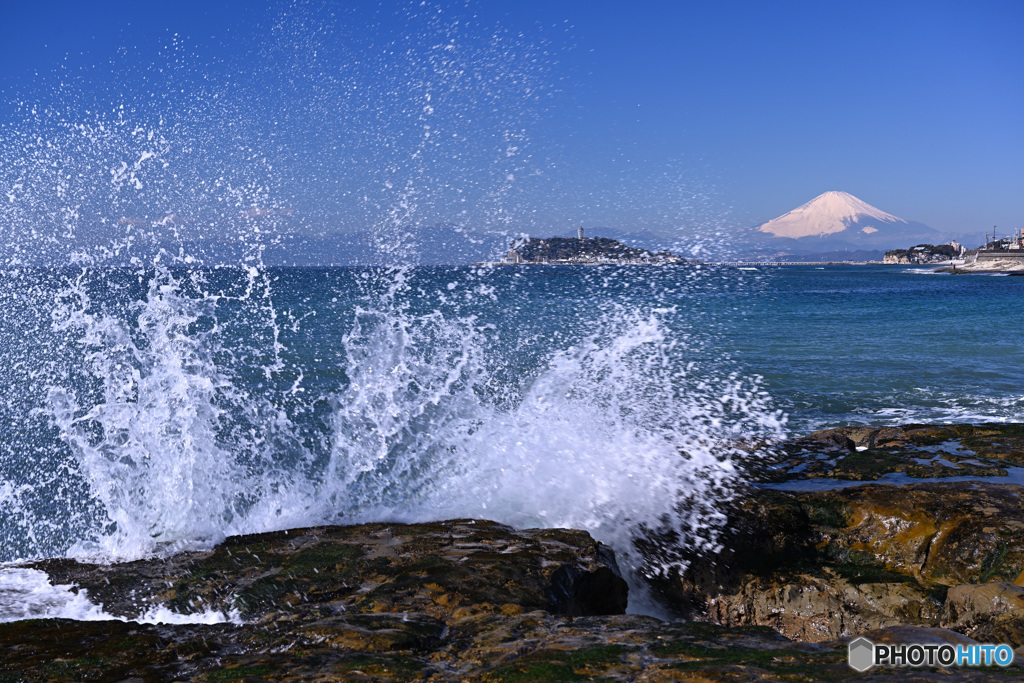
[884,229,1024,271]
[882,241,966,265]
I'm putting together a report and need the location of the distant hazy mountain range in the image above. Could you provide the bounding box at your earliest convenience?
[736,191,962,262]
[7,191,966,266]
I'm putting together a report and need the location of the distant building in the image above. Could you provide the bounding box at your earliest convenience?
[1009,230,1024,250]
[974,228,1024,262]
[503,248,524,264]
[884,243,961,264]
[578,226,584,240]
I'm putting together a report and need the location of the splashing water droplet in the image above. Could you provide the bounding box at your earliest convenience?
[0,2,787,605]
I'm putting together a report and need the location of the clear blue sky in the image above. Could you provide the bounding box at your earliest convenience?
[1,0,1021,243]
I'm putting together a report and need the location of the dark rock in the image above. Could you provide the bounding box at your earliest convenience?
[658,433,1024,645]
[799,429,857,452]
[31,519,627,622]
[941,582,1024,645]
[548,565,628,616]
[0,522,860,682]
[695,482,1024,641]
[766,424,1023,482]
[0,611,860,682]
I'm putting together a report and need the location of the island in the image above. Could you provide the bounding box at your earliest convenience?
[487,231,686,266]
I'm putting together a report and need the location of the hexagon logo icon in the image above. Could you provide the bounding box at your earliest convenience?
[848,637,875,672]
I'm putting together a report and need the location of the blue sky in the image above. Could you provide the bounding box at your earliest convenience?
[1,0,1021,245]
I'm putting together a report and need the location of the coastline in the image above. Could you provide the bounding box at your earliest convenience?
[936,258,1024,275]
[4,423,1024,680]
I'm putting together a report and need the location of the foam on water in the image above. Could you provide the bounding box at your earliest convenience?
[45,265,295,559]
[29,261,784,583]
[0,567,240,624]
[311,295,783,578]
[0,1,787,609]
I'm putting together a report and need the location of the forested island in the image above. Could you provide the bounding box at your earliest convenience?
[500,236,686,265]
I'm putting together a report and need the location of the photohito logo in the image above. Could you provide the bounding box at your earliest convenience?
[848,636,1015,671]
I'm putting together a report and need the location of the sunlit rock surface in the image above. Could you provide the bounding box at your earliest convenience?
[657,424,1024,653]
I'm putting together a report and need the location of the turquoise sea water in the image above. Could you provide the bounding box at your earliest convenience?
[193,263,1022,435]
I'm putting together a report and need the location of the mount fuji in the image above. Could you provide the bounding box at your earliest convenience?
[743,191,944,260]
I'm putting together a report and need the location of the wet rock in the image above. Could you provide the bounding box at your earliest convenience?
[703,573,940,642]
[831,484,1024,588]
[861,624,980,646]
[799,429,857,453]
[7,423,1024,680]
[660,422,1024,647]
[668,482,1024,642]
[0,611,861,682]
[31,519,628,621]
[548,563,629,616]
[765,423,1023,482]
[941,582,1024,645]
[0,525,863,682]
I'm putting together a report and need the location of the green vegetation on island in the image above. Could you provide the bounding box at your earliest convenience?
[503,235,685,265]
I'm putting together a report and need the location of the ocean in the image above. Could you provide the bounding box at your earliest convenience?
[1,262,1020,586]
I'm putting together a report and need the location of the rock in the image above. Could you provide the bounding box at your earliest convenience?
[665,481,1024,642]
[548,563,629,617]
[31,519,628,621]
[656,423,1024,645]
[704,573,939,642]
[762,423,1021,481]
[651,486,946,637]
[815,483,1024,588]
[942,583,1024,645]
[861,624,980,646]
[799,429,857,452]
[0,610,856,682]
[0,521,865,682]
[944,583,1024,625]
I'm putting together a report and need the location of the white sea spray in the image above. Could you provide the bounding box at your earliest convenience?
[0,567,240,624]
[0,1,788,611]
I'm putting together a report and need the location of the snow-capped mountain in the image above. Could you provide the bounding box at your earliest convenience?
[746,191,943,258]
[757,191,914,239]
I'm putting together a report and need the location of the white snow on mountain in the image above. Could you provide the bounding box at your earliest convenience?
[756,190,907,239]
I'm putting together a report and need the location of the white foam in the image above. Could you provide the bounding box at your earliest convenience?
[39,267,785,587]
[309,299,786,580]
[0,567,240,624]
[0,1,789,604]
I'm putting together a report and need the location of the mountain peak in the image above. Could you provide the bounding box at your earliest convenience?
[757,191,907,239]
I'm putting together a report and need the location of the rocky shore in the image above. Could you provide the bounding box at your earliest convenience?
[4,424,1024,680]
[937,259,1024,274]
